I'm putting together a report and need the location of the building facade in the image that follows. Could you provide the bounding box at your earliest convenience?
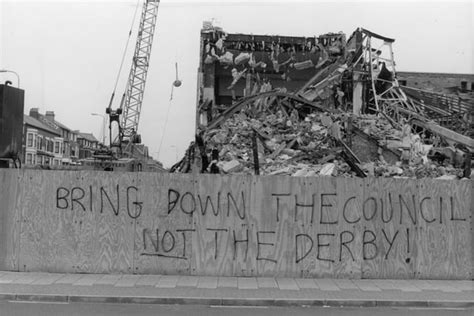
[77,132,99,159]
[23,114,62,167]
[23,108,94,167]
[397,71,474,94]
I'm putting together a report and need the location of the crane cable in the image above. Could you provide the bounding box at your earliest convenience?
[156,97,174,161]
[158,60,182,160]
[109,0,141,108]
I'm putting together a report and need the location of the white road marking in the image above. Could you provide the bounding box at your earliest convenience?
[8,300,69,305]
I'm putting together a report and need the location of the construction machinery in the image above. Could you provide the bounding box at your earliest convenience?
[83,0,163,171]
[108,0,159,156]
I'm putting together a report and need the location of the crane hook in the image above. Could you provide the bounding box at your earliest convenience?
[173,62,182,87]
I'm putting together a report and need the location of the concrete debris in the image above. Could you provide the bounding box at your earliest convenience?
[320,163,336,176]
[170,27,473,180]
[178,107,470,179]
[221,159,243,173]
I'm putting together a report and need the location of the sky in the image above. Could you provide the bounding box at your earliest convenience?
[1,0,473,167]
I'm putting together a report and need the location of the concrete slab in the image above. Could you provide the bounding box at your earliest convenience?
[73,274,103,286]
[95,274,122,286]
[54,274,83,284]
[392,280,422,292]
[0,272,28,284]
[156,275,179,288]
[237,277,258,289]
[294,278,318,289]
[409,280,433,291]
[176,276,199,287]
[30,273,65,285]
[135,275,161,287]
[314,279,340,291]
[218,276,237,288]
[354,279,382,292]
[446,280,474,291]
[427,280,462,293]
[333,279,358,290]
[115,275,141,287]
[371,279,396,290]
[1,271,473,309]
[276,278,299,290]
[12,273,47,285]
[257,277,278,288]
[197,276,218,289]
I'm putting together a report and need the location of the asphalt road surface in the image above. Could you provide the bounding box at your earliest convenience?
[0,301,472,316]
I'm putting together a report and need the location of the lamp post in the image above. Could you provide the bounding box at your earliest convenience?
[0,69,20,88]
[91,113,106,145]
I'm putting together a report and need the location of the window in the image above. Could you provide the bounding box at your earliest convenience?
[47,140,53,152]
[37,136,42,149]
[27,133,33,147]
[33,135,37,148]
[26,153,32,165]
[55,141,60,154]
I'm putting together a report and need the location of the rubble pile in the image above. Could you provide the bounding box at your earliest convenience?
[205,110,349,176]
[196,109,468,179]
[173,27,473,179]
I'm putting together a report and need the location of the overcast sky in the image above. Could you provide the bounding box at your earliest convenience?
[1,0,472,167]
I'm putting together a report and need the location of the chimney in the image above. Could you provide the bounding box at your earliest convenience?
[29,108,40,119]
[45,111,55,122]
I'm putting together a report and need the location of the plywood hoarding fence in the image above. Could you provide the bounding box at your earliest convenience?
[0,169,472,279]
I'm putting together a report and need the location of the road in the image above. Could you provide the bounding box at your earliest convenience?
[0,301,472,316]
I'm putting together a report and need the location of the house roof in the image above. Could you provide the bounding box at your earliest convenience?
[36,114,74,132]
[78,132,99,143]
[48,117,71,132]
[23,115,61,136]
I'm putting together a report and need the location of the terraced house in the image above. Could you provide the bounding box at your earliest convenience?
[23,108,80,167]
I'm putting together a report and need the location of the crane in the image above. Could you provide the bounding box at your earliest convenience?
[107,0,160,156]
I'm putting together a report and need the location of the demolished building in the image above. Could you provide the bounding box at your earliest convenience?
[171,23,474,179]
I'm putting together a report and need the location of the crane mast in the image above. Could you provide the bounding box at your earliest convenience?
[108,0,160,155]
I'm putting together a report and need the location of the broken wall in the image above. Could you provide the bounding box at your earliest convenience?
[197,26,346,126]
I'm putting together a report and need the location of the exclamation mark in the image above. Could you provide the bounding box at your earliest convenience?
[406,228,410,254]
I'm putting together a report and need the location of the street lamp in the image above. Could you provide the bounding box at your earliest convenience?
[91,113,106,145]
[0,69,20,88]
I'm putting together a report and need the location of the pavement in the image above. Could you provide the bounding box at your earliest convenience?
[0,271,472,308]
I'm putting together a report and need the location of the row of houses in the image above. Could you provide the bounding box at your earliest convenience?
[23,108,100,167]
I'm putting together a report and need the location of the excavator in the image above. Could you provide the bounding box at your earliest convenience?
[81,0,165,172]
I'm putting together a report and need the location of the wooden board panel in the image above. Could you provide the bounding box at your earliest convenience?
[415,179,471,279]
[0,170,21,271]
[18,170,135,273]
[83,171,135,273]
[361,178,418,279]
[252,176,364,278]
[19,170,79,272]
[472,180,474,280]
[292,177,364,278]
[133,173,193,275]
[253,176,297,277]
[2,169,472,279]
[191,174,253,276]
